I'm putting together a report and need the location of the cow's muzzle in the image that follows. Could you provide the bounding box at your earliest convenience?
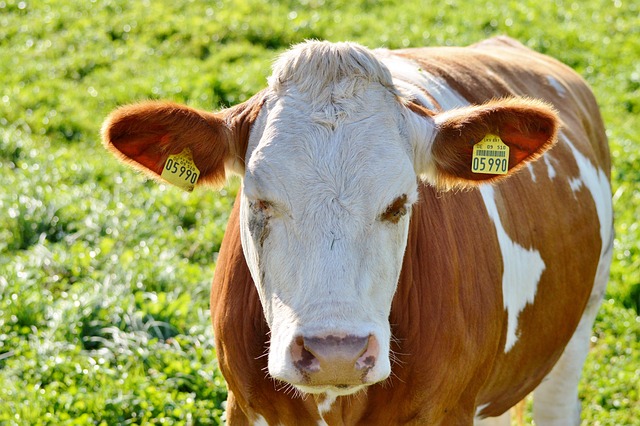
[288,333,380,389]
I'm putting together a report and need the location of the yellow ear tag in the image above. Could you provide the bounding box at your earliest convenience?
[471,134,510,175]
[160,148,200,192]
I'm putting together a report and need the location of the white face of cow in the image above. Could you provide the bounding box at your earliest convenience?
[238,42,419,395]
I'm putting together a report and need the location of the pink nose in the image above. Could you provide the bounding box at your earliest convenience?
[290,334,379,387]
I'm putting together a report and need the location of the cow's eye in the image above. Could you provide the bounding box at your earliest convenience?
[250,199,273,213]
[380,194,409,223]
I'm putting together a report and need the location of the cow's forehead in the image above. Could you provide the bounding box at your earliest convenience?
[245,98,416,211]
[243,41,420,212]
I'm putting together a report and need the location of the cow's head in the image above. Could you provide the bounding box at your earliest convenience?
[102,41,557,396]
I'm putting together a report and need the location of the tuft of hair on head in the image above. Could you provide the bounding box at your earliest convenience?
[268,40,397,98]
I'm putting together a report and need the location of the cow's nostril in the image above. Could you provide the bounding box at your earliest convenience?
[291,335,320,373]
[358,355,376,368]
[355,335,379,372]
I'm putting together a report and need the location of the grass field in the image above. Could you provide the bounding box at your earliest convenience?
[0,0,638,424]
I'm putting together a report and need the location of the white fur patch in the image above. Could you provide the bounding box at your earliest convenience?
[317,393,337,414]
[253,415,270,426]
[546,76,566,97]
[475,403,490,417]
[560,133,613,249]
[527,163,537,182]
[376,52,469,110]
[543,155,557,179]
[568,177,583,192]
[479,185,546,352]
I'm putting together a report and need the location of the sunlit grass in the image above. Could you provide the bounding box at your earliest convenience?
[0,0,638,424]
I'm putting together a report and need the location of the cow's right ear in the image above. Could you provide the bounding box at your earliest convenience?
[407,97,558,190]
[101,92,265,189]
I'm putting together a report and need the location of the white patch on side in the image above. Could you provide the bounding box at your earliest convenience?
[375,51,469,110]
[533,133,612,425]
[568,177,583,193]
[317,421,329,426]
[543,155,557,179]
[479,185,546,352]
[546,76,566,97]
[526,163,537,182]
[561,133,613,250]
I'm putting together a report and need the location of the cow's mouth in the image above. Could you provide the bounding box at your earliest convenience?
[295,383,367,397]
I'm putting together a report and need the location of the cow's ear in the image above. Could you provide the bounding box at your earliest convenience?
[410,98,559,190]
[101,92,265,189]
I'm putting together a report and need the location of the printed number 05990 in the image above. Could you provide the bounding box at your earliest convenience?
[473,157,507,172]
[165,158,198,184]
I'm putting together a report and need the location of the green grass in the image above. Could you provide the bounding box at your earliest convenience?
[0,0,638,424]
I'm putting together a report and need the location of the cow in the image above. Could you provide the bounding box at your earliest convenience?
[101,36,613,425]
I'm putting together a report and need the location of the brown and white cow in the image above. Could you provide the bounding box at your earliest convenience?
[102,36,613,425]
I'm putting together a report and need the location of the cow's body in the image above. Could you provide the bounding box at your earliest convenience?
[211,38,612,425]
[102,37,612,425]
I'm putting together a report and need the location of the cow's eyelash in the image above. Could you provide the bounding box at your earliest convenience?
[251,199,273,212]
[380,194,409,223]
[250,199,290,218]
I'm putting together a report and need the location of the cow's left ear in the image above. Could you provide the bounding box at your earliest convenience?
[101,91,265,190]
[410,97,559,190]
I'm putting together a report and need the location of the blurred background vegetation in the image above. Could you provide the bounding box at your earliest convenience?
[0,0,638,424]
